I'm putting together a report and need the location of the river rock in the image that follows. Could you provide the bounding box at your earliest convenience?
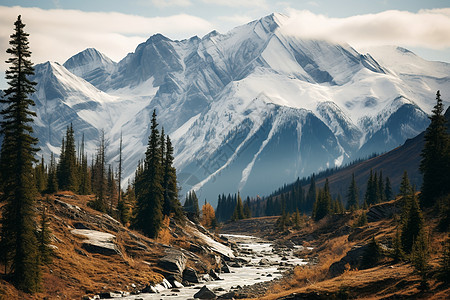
[193,285,216,299]
[259,258,272,266]
[158,249,186,278]
[220,260,231,273]
[99,291,122,298]
[183,267,200,283]
[209,269,222,280]
[217,291,237,299]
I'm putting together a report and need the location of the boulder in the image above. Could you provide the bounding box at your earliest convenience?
[328,244,368,277]
[99,291,122,298]
[141,285,158,293]
[71,229,121,256]
[219,259,231,273]
[183,267,200,283]
[367,201,401,222]
[217,291,237,299]
[209,269,222,281]
[259,258,271,266]
[158,249,186,278]
[193,285,217,299]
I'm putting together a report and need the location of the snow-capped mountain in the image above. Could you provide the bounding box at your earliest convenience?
[11,13,450,204]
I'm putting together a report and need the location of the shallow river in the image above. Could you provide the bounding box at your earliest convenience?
[122,234,307,300]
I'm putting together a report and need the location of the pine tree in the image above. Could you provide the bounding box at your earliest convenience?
[57,124,78,191]
[420,90,450,207]
[162,135,183,219]
[365,169,378,206]
[106,165,117,214]
[46,152,58,194]
[78,134,91,195]
[90,130,107,212]
[399,171,411,200]
[378,171,384,202]
[231,192,245,221]
[384,176,393,201]
[293,208,302,229]
[34,156,47,193]
[346,173,359,211]
[313,179,332,221]
[134,110,164,238]
[399,171,412,220]
[361,236,382,269]
[306,175,317,213]
[355,210,368,227]
[37,197,53,265]
[0,15,41,293]
[243,196,251,219]
[116,133,124,218]
[184,191,200,221]
[438,238,450,283]
[411,230,429,290]
[401,191,425,254]
[392,227,405,262]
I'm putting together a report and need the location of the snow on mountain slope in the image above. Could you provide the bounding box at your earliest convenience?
[14,13,450,204]
[63,48,116,89]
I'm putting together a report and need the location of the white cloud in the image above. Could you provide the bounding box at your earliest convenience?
[281,8,450,49]
[151,0,192,7]
[0,6,214,73]
[201,0,269,9]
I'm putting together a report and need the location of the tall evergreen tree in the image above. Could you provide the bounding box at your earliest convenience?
[46,152,58,194]
[184,190,200,221]
[401,191,425,254]
[313,179,332,221]
[399,170,411,199]
[365,169,378,206]
[306,175,317,212]
[134,110,164,238]
[0,15,42,293]
[106,165,117,214]
[420,90,450,207]
[346,173,359,211]
[377,171,384,202]
[57,124,78,191]
[243,196,251,219]
[91,130,107,212]
[78,134,91,195]
[37,197,53,266]
[231,192,245,221]
[162,135,183,219]
[384,176,393,201]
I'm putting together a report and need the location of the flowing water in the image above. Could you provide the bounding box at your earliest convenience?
[122,234,307,299]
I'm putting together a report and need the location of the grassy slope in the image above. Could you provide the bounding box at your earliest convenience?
[0,192,218,299]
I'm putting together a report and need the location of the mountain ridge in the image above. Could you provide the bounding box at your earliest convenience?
[2,13,449,204]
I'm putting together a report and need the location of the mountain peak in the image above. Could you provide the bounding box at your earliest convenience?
[63,48,116,86]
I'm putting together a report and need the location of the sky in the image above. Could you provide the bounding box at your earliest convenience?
[0,0,450,89]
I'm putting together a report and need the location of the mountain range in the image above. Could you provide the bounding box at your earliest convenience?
[5,13,450,205]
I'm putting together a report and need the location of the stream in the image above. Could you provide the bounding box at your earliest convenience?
[122,234,308,300]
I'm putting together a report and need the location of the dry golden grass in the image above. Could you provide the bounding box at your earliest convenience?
[1,192,221,299]
[156,215,173,245]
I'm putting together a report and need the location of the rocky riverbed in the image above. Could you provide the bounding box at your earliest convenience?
[118,234,308,300]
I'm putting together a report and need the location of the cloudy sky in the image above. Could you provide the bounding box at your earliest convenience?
[1,0,450,89]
